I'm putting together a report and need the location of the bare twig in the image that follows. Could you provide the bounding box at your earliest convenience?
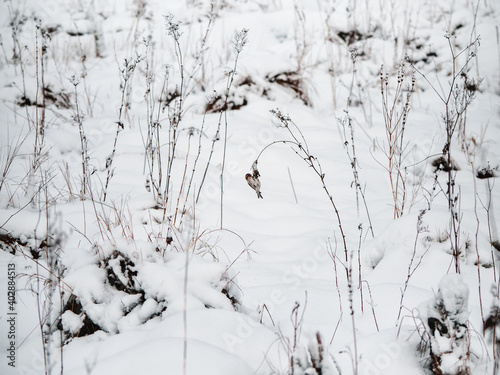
[257,110,349,264]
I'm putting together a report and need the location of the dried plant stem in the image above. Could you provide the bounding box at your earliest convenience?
[258,110,349,263]
[379,63,415,219]
[197,29,248,214]
[410,35,479,273]
[289,294,307,374]
[347,251,358,375]
[174,130,193,226]
[357,224,363,312]
[0,131,27,193]
[0,34,8,66]
[143,45,169,201]
[195,96,218,204]
[220,29,248,228]
[8,2,29,122]
[319,2,338,110]
[287,167,298,204]
[342,49,374,236]
[178,118,207,230]
[26,21,48,202]
[340,111,374,237]
[183,2,215,93]
[361,280,379,331]
[497,26,500,90]
[293,4,307,73]
[182,250,189,375]
[70,77,88,197]
[397,210,429,323]
[35,21,46,141]
[103,57,139,201]
[479,178,498,283]
[163,15,185,211]
[327,236,344,344]
[473,173,485,328]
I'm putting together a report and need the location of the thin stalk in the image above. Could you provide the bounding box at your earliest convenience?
[259,110,349,263]
[174,131,193,226]
[348,251,358,375]
[220,29,248,228]
[103,57,139,201]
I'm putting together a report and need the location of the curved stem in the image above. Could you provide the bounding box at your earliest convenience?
[255,137,349,262]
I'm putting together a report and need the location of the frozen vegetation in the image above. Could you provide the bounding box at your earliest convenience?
[0,0,499,374]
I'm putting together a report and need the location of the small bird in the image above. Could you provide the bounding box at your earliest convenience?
[245,173,263,199]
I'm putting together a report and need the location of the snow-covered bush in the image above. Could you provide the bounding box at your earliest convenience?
[418,274,470,375]
[291,332,337,375]
[60,244,241,343]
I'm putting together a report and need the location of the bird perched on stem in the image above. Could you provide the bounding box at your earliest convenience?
[245,172,263,199]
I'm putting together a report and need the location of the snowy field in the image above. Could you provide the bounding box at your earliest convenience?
[0,0,499,374]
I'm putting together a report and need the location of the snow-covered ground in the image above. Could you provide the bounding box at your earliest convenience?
[0,0,499,374]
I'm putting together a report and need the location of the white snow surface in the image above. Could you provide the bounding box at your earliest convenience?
[0,0,499,374]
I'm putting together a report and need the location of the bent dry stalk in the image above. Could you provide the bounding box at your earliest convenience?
[255,109,349,264]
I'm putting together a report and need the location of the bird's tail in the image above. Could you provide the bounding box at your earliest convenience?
[257,191,263,199]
